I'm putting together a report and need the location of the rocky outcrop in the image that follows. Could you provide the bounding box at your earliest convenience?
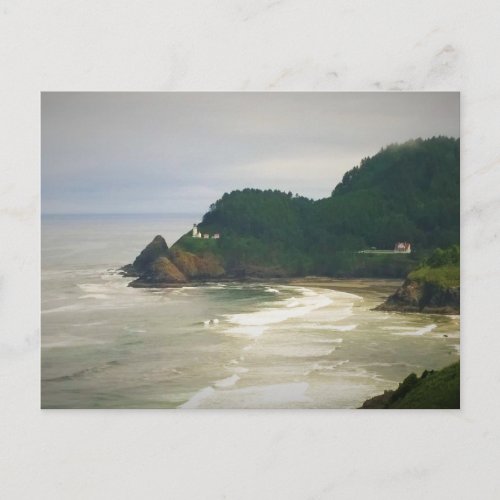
[120,235,187,287]
[132,235,169,274]
[130,256,187,287]
[122,235,227,287]
[360,390,394,409]
[170,248,225,279]
[376,278,459,314]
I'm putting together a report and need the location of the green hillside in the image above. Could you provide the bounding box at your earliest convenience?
[173,136,459,278]
[389,362,460,409]
[361,362,460,409]
[408,245,460,288]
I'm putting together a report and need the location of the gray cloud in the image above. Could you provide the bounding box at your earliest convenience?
[42,92,459,215]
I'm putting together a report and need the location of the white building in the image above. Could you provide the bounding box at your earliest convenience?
[192,223,220,240]
[394,242,411,253]
[192,224,202,238]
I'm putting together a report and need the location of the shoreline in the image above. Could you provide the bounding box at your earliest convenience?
[124,272,460,319]
[124,272,403,290]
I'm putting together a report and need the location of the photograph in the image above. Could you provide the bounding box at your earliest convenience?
[41,91,460,409]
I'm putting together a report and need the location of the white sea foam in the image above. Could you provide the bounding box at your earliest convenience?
[78,283,112,294]
[241,382,310,405]
[360,362,417,369]
[71,321,105,327]
[214,374,240,388]
[308,359,350,374]
[42,337,109,348]
[179,386,215,409]
[230,366,249,374]
[80,294,109,300]
[382,326,417,331]
[203,318,220,327]
[42,304,81,314]
[391,323,437,336]
[265,287,280,294]
[291,286,318,297]
[179,382,311,409]
[226,326,268,337]
[295,303,358,329]
[224,289,333,328]
[215,382,311,407]
[124,328,146,334]
[331,324,357,332]
[274,344,337,358]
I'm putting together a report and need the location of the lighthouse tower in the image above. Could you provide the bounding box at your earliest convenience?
[192,224,199,237]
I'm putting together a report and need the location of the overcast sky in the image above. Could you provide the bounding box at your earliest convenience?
[41,92,459,215]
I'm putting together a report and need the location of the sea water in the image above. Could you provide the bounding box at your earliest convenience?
[41,214,460,408]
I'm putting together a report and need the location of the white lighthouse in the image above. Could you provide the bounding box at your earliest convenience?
[192,223,219,239]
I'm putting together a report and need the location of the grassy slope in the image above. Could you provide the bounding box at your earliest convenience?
[174,233,220,254]
[389,362,460,409]
[408,264,460,288]
[376,245,460,312]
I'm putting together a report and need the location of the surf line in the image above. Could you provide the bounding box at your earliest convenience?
[223,286,362,339]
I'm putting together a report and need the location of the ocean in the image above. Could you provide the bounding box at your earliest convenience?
[41,214,460,409]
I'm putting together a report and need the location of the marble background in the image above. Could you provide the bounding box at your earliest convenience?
[1,1,499,498]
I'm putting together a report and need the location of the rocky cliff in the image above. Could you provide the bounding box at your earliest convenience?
[122,235,226,287]
[170,247,225,279]
[376,278,460,314]
[376,246,459,314]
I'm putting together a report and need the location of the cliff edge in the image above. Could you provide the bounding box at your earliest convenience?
[376,246,459,314]
[121,234,226,287]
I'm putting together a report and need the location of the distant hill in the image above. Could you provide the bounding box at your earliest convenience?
[173,136,459,278]
[319,136,459,250]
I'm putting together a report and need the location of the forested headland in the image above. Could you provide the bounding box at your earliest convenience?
[125,136,460,284]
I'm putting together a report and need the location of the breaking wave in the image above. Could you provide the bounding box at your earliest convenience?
[224,287,332,332]
[390,323,437,336]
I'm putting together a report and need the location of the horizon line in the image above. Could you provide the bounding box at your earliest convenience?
[41,212,204,216]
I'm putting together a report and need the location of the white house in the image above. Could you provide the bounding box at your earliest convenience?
[394,242,411,253]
